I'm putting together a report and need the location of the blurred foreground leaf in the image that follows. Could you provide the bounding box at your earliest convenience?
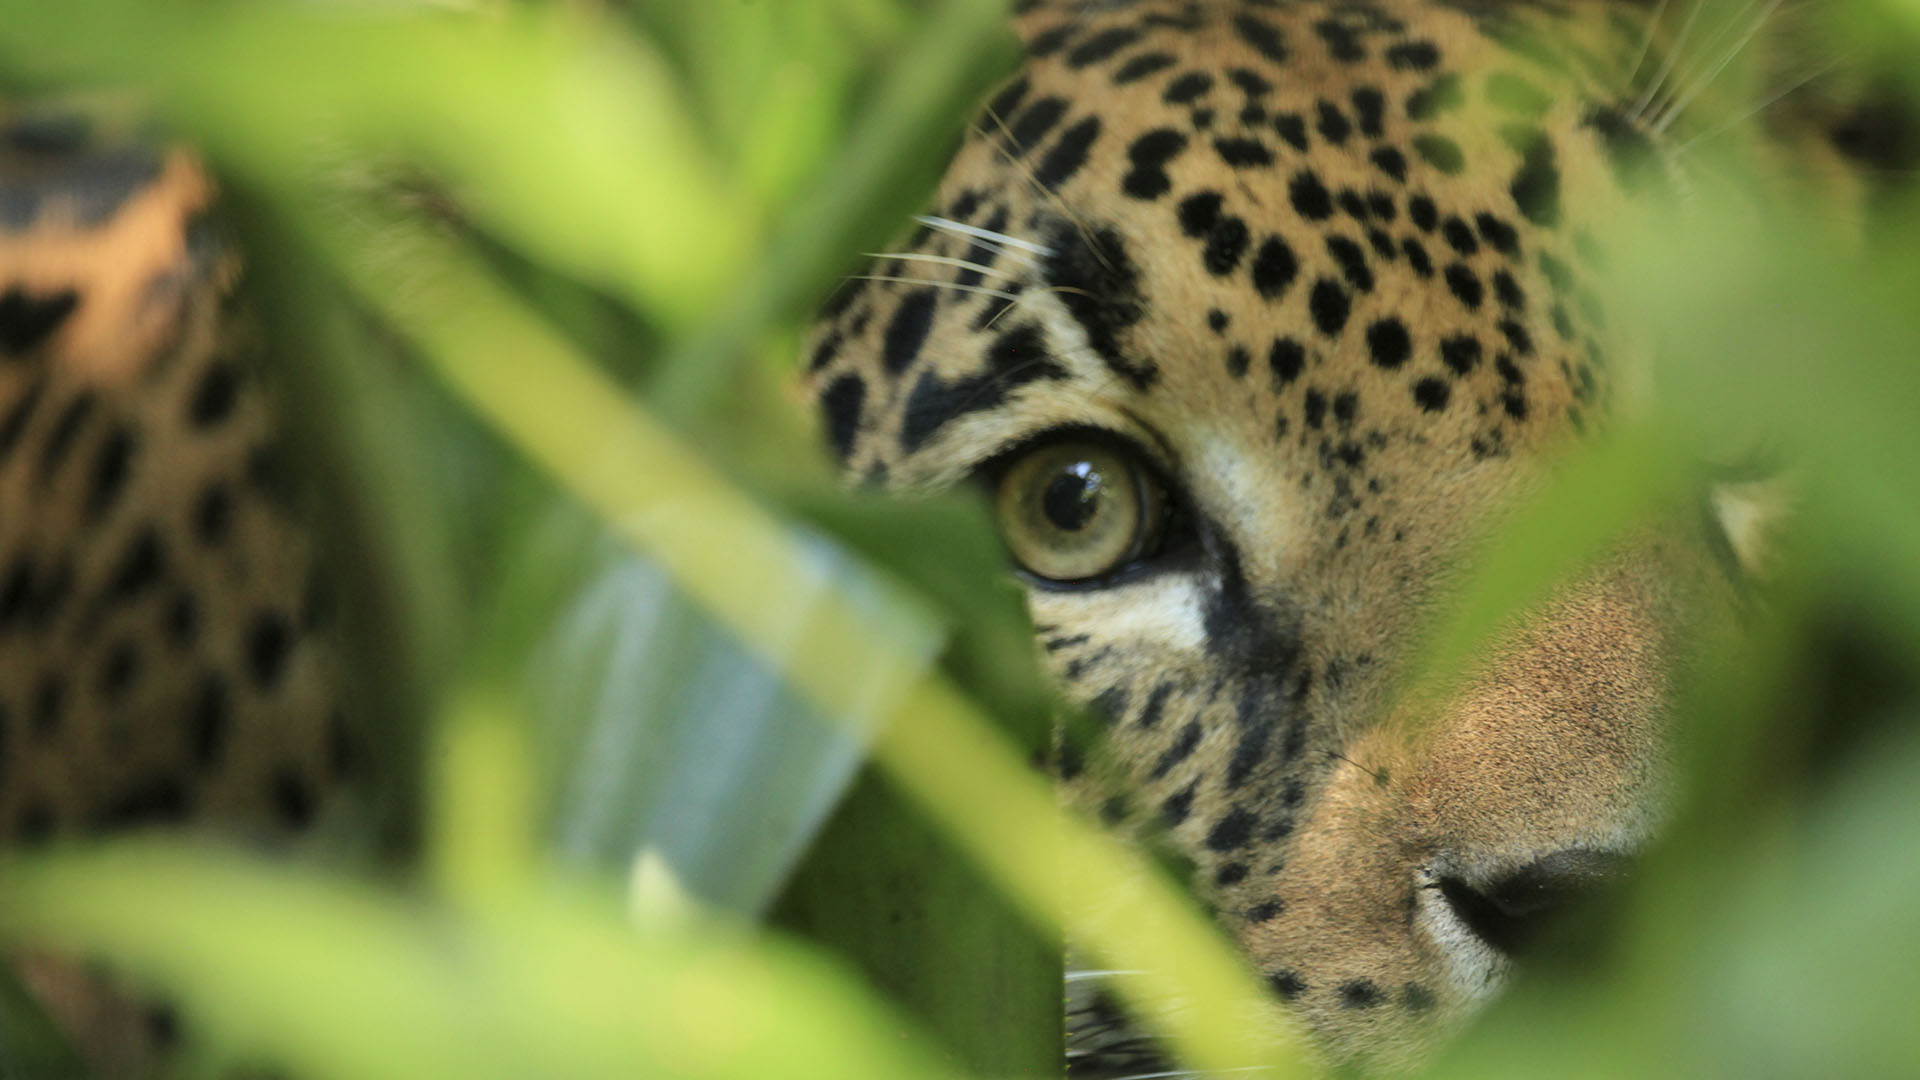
[0,842,960,1080]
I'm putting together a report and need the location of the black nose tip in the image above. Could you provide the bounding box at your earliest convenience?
[1436,849,1631,955]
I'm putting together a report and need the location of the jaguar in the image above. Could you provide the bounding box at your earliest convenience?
[0,0,1907,1074]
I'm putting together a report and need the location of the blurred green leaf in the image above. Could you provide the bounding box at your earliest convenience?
[0,842,962,1080]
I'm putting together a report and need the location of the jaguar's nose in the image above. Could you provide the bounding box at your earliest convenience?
[1434,849,1632,955]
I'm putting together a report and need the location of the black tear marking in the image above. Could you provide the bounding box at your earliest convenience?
[0,287,79,356]
[898,322,1067,453]
[1043,223,1155,388]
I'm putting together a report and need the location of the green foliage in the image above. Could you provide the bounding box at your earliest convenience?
[0,1,1917,1078]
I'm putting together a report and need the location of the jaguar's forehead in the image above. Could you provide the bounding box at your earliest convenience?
[806,0,1643,501]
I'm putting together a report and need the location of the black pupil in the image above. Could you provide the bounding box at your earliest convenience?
[1042,461,1104,533]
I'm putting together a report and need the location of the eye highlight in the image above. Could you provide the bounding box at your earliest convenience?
[993,439,1169,583]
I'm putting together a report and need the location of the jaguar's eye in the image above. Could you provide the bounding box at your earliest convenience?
[994,440,1166,583]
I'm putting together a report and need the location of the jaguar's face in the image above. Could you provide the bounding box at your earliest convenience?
[806,0,1762,1068]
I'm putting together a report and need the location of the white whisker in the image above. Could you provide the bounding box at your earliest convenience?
[1632,0,1711,121]
[847,274,1023,302]
[1651,0,1785,136]
[1626,0,1674,89]
[914,213,1053,262]
[1066,969,1151,981]
[864,250,1021,283]
[1671,56,1844,157]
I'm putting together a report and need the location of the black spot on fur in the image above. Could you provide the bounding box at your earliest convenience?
[1445,263,1484,309]
[1163,71,1213,104]
[1370,145,1408,182]
[36,390,93,484]
[1113,52,1177,84]
[1268,338,1305,387]
[1203,216,1252,275]
[1440,335,1481,374]
[1269,972,1306,1000]
[1206,806,1257,851]
[1509,128,1562,226]
[1309,278,1351,337]
[1215,137,1274,168]
[1366,318,1411,369]
[188,361,240,428]
[0,376,45,457]
[1401,237,1433,276]
[191,672,230,766]
[1316,101,1352,145]
[1036,116,1102,190]
[1122,128,1189,200]
[1406,73,1463,121]
[106,526,164,602]
[882,288,938,374]
[1478,212,1521,255]
[1413,133,1465,174]
[1441,216,1479,255]
[1161,779,1198,826]
[1341,980,1385,1008]
[1273,112,1308,150]
[1250,236,1298,300]
[271,767,317,829]
[1387,41,1440,70]
[1066,26,1142,68]
[246,609,295,691]
[0,287,78,356]
[86,423,134,520]
[1289,170,1334,220]
[820,375,865,461]
[1150,722,1203,780]
[1326,235,1373,291]
[1248,900,1284,923]
[1137,682,1173,729]
[1412,377,1450,411]
[1005,97,1069,157]
[1226,344,1252,377]
[1234,14,1289,63]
